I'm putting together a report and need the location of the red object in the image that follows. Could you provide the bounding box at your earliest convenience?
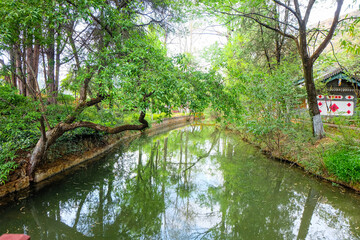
[347,103,352,107]
[330,104,339,112]
[318,102,322,106]
[0,234,30,240]
[319,109,322,113]
[347,110,351,114]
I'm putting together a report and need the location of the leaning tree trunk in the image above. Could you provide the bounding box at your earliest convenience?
[303,60,324,138]
[27,110,149,177]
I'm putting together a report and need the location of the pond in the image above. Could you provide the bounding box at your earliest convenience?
[1,125,360,239]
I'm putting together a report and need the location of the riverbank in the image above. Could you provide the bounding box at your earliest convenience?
[0,116,194,204]
[238,123,360,193]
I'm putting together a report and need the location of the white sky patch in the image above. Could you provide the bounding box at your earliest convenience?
[308,0,359,25]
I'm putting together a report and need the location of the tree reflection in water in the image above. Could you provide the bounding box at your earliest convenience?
[1,125,360,240]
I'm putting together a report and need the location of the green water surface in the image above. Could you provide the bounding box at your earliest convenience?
[1,125,360,239]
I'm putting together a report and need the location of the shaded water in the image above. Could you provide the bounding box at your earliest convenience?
[1,125,360,239]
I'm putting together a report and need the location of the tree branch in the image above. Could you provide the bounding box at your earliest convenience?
[65,0,114,38]
[143,91,155,101]
[224,6,299,30]
[273,0,301,22]
[318,30,347,72]
[64,95,105,124]
[213,9,297,40]
[310,0,344,63]
[304,0,316,25]
[293,0,302,21]
[62,111,149,133]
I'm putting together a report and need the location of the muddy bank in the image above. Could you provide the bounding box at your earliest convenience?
[0,116,193,204]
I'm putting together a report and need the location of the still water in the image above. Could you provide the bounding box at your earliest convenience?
[1,125,360,239]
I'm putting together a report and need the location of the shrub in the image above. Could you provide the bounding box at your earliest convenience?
[0,142,18,185]
[0,84,38,184]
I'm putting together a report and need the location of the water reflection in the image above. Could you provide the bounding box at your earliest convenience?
[1,125,360,239]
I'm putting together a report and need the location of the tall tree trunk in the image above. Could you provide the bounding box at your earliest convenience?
[47,27,56,104]
[25,42,40,98]
[22,43,27,96]
[10,46,17,88]
[54,35,61,103]
[26,45,34,97]
[33,44,40,85]
[259,25,272,72]
[303,60,324,137]
[15,45,26,95]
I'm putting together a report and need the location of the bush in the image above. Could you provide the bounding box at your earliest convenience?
[0,84,39,184]
[152,112,167,121]
[324,144,360,183]
[0,142,18,184]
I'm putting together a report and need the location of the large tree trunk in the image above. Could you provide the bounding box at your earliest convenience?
[47,27,56,104]
[303,60,324,138]
[9,46,17,88]
[27,110,149,177]
[21,44,27,96]
[54,36,61,102]
[25,42,40,98]
[26,45,35,97]
[15,46,26,95]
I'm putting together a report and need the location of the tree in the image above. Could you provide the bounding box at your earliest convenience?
[198,0,345,138]
[0,0,215,178]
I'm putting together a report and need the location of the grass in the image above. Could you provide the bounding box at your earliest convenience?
[323,144,360,183]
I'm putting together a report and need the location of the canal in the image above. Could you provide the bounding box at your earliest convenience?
[1,125,360,239]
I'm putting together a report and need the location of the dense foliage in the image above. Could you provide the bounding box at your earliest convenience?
[0,83,38,183]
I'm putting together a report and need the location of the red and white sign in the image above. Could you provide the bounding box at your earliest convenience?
[318,98,354,116]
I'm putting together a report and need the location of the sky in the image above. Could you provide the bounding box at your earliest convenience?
[166,0,360,69]
[308,0,359,24]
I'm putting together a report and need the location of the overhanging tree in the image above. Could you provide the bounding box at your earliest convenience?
[0,0,216,178]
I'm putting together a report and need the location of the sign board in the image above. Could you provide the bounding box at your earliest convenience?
[317,95,355,116]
